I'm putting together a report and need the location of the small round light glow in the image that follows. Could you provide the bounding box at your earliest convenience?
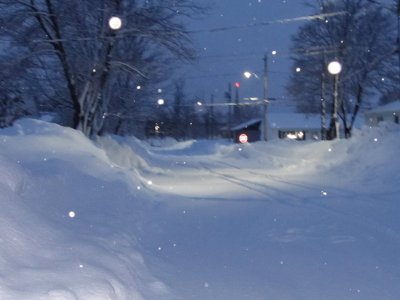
[327,61,342,75]
[157,98,165,105]
[295,67,301,72]
[271,50,277,55]
[68,211,76,218]
[108,16,122,30]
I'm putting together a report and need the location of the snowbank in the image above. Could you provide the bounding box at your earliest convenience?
[1,118,399,300]
[0,119,171,300]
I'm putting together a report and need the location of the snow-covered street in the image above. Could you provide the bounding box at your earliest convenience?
[1,119,400,299]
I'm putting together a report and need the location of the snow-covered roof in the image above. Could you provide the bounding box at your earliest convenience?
[230,118,262,131]
[231,113,321,131]
[365,101,400,114]
[269,113,321,130]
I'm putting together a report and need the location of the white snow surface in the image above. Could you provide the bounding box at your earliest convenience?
[0,118,400,300]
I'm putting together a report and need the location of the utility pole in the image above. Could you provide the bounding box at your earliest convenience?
[262,53,269,141]
[397,0,400,80]
[320,71,327,140]
[225,83,233,137]
[234,82,240,124]
[209,93,215,139]
[320,53,327,140]
[327,61,342,139]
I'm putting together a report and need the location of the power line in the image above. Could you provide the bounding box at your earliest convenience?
[187,11,347,34]
[31,12,347,45]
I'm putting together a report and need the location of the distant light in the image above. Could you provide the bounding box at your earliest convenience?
[108,16,122,30]
[68,211,76,218]
[243,71,252,79]
[197,101,203,106]
[295,67,301,72]
[234,82,241,88]
[157,88,163,93]
[243,97,259,101]
[238,133,248,144]
[271,50,277,55]
[157,98,165,105]
[286,131,304,140]
[327,61,342,75]
[136,85,142,90]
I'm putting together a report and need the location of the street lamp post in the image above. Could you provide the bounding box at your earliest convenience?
[263,53,269,141]
[242,53,270,141]
[327,61,342,139]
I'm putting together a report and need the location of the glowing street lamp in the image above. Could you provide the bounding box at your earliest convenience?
[243,71,252,79]
[327,60,342,139]
[327,61,342,75]
[108,16,122,30]
[243,71,260,80]
[242,53,269,141]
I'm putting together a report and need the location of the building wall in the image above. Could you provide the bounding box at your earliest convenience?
[365,111,400,126]
[269,128,321,141]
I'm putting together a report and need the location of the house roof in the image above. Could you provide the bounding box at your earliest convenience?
[365,101,400,115]
[269,113,321,130]
[231,118,262,131]
[230,113,321,131]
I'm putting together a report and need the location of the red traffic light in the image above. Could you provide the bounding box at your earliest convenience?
[234,82,240,88]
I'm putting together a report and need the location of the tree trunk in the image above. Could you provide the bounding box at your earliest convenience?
[32,0,81,128]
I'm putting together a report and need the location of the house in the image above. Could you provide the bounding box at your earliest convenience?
[230,113,322,143]
[231,119,262,143]
[364,101,400,126]
[268,113,321,141]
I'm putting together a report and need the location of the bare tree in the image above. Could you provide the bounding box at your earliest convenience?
[0,0,205,136]
[287,0,398,138]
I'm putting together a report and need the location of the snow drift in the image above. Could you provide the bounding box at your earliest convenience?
[0,118,399,300]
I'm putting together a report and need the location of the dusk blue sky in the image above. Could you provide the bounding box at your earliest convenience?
[181,0,313,111]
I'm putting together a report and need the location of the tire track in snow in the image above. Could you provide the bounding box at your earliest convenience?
[197,162,306,204]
